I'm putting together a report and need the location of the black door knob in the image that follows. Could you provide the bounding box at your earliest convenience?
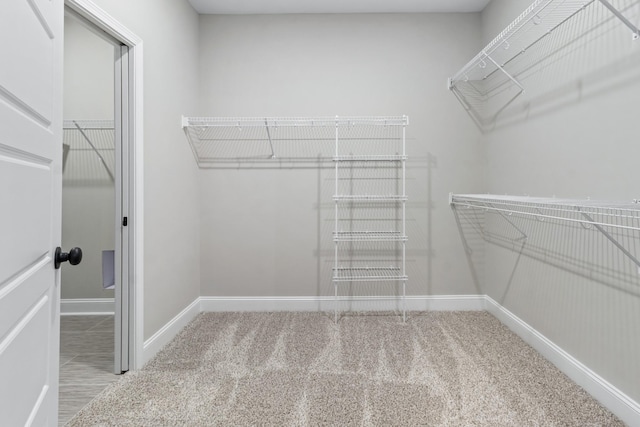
[55,247,83,269]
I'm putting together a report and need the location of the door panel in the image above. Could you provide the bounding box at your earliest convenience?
[0,0,63,424]
[0,293,52,424]
[0,156,52,284]
[0,260,50,341]
[0,0,55,123]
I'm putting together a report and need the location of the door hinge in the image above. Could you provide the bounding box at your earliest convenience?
[122,216,128,226]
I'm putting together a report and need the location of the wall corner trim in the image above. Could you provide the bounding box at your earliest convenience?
[484,296,640,427]
[142,298,201,366]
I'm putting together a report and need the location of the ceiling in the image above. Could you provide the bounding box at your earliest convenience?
[187,0,492,15]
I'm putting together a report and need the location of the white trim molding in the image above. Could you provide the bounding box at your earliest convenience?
[60,298,115,315]
[65,0,144,370]
[199,295,486,313]
[484,296,640,427]
[142,298,200,366]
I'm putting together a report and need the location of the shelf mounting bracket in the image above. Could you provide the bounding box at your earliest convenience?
[579,210,640,270]
[598,0,640,40]
[264,118,276,159]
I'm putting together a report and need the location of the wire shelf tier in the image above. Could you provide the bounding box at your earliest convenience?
[450,193,640,297]
[450,194,640,231]
[448,0,640,129]
[182,116,409,166]
[333,155,407,162]
[332,267,408,282]
[62,120,115,182]
[333,231,408,242]
[334,195,408,202]
[63,119,115,130]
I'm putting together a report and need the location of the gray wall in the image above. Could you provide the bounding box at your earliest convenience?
[62,16,115,300]
[480,0,640,403]
[88,0,202,340]
[197,13,485,300]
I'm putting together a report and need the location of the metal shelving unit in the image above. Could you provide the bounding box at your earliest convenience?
[333,117,409,322]
[448,0,640,129]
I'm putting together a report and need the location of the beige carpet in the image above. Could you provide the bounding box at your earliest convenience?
[67,312,623,426]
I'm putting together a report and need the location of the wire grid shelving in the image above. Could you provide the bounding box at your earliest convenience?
[450,194,640,296]
[332,118,408,322]
[62,120,115,182]
[448,0,640,129]
[181,116,408,166]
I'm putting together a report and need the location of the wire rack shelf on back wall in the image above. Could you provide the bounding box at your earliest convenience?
[182,115,409,322]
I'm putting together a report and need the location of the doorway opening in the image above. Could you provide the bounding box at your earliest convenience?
[59,1,143,422]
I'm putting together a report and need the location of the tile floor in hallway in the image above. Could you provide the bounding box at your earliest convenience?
[59,315,120,426]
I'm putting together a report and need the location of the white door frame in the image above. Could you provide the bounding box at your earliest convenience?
[65,0,144,370]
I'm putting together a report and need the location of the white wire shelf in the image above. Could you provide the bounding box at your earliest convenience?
[333,195,408,202]
[450,194,640,231]
[450,193,640,296]
[333,155,407,162]
[333,231,408,242]
[182,116,408,166]
[183,116,408,128]
[63,119,114,129]
[332,267,408,282]
[62,119,115,182]
[448,0,640,129]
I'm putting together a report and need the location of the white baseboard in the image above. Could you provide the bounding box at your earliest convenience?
[199,295,486,313]
[142,298,201,366]
[60,298,115,315]
[484,296,640,427]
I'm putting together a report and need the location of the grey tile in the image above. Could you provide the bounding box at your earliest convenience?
[60,330,114,355]
[60,315,112,332]
[59,314,116,424]
[89,317,115,332]
[59,354,76,367]
[60,353,117,385]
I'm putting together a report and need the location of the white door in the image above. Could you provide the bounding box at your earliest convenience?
[0,0,64,425]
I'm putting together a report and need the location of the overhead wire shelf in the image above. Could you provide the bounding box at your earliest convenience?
[333,195,408,202]
[182,116,409,166]
[333,155,407,162]
[448,0,640,129]
[62,119,115,182]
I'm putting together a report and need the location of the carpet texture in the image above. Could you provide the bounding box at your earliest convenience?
[67,312,624,426]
